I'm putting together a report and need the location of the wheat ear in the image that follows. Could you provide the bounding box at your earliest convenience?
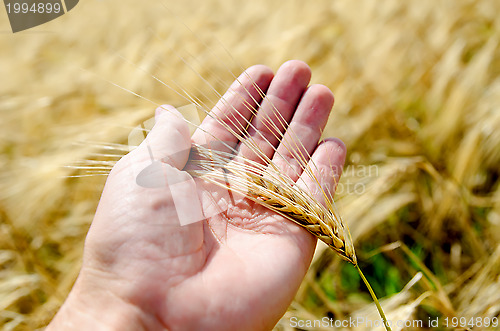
[189,143,392,331]
[189,144,356,263]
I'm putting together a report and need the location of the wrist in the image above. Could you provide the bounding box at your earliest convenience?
[47,271,167,331]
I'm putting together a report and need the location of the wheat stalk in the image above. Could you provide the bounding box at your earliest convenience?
[188,141,392,330]
[165,59,392,328]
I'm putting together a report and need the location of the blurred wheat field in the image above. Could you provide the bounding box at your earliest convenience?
[1,0,499,330]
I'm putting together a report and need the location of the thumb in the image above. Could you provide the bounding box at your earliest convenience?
[134,105,191,170]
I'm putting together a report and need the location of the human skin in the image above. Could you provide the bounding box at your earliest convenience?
[47,60,346,331]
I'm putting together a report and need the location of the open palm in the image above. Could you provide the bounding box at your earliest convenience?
[51,61,346,331]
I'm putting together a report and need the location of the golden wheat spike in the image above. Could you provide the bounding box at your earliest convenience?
[189,139,395,330]
[189,144,357,263]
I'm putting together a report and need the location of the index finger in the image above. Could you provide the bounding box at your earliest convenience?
[191,65,274,150]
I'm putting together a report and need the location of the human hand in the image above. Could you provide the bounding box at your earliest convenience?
[48,60,346,331]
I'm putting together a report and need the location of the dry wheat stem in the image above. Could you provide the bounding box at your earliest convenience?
[189,141,392,330]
